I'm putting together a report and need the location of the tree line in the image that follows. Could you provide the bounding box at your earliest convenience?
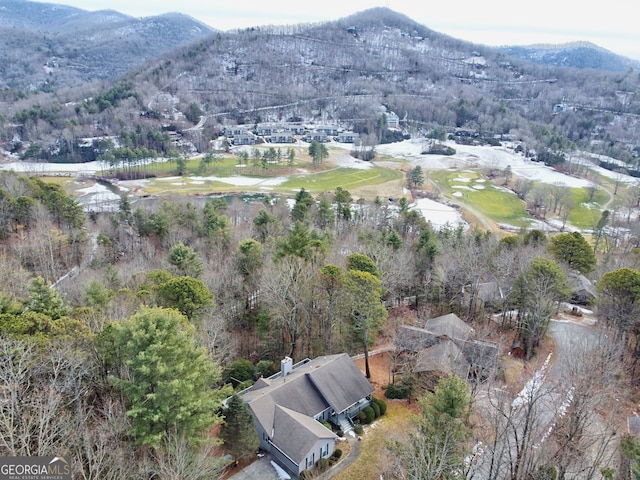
[3,169,640,477]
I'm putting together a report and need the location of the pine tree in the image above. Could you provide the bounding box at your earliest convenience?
[220,394,259,461]
[100,307,228,447]
[168,242,203,278]
[25,276,68,320]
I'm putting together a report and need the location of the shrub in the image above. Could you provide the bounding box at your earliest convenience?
[356,411,367,423]
[363,406,375,424]
[423,143,456,156]
[332,449,342,460]
[384,383,409,399]
[373,397,387,415]
[384,376,415,399]
[223,358,255,387]
[318,419,332,430]
[300,470,312,480]
[371,401,381,419]
[353,424,363,435]
[317,458,331,472]
[336,429,344,438]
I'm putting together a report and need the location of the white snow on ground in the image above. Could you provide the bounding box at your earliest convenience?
[376,139,595,188]
[330,150,372,170]
[411,197,467,230]
[154,175,289,187]
[577,151,639,182]
[4,140,637,192]
[76,183,112,196]
[561,302,593,315]
[0,160,109,174]
[270,461,292,480]
[76,182,121,212]
[512,353,552,408]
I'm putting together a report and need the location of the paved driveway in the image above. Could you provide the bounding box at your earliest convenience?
[228,437,360,480]
[227,455,285,480]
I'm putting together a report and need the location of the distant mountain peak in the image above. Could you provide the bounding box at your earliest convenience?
[499,42,640,72]
[519,40,601,50]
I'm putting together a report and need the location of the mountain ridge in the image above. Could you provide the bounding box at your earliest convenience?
[2,3,639,169]
[498,42,640,72]
[0,0,215,88]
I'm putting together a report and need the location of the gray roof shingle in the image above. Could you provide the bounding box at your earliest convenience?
[241,354,373,465]
[272,406,337,463]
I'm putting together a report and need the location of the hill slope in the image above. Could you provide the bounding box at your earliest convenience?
[2,6,639,169]
[499,42,640,72]
[0,0,214,88]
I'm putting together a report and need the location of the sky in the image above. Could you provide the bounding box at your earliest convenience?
[36,0,640,61]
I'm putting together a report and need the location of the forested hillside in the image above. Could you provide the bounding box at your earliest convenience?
[2,164,640,476]
[2,8,639,170]
[0,0,213,89]
[3,5,640,479]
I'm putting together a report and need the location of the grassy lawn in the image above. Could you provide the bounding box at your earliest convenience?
[131,165,402,197]
[568,186,610,229]
[140,177,242,195]
[280,166,402,192]
[333,400,416,480]
[429,169,617,231]
[429,170,531,228]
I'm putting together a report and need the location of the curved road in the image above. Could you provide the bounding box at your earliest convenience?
[548,318,599,378]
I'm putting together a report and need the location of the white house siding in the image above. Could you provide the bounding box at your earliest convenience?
[301,438,335,474]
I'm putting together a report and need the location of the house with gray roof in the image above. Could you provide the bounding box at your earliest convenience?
[240,354,374,477]
[425,313,474,341]
[396,313,499,382]
[335,131,359,143]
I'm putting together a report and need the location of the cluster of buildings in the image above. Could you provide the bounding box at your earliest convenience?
[223,123,361,146]
[223,112,400,146]
[233,312,498,479]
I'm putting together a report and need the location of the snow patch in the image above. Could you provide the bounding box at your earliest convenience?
[512,353,552,408]
[411,198,467,230]
[270,461,292,480]
[377,140,594,187]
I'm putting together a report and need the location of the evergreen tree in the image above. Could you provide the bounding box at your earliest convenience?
[315,195,335,231]
[548,231,596,274]
[596,267,640,338]
[291,188,314,223]
[99,307,228,447]
[168,242,204,278]
[387,375,471,479]
[409,165,425,188]
[155,276,214,321]
[276,221,325,261]
[345,267,387,378]
[511,258,570,358]
[308,141,328,168]
[220,395,259,461]
[25,276,68,320]
[346,253,380,278]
